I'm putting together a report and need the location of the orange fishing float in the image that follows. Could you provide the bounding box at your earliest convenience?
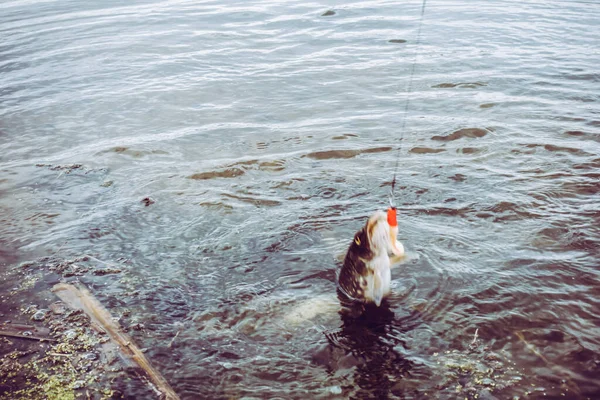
[387,207,397,227]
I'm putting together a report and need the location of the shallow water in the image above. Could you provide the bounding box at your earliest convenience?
[1,0,599,398]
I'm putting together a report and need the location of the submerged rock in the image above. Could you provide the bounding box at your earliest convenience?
[64,329,79,340]
[82,352,98,361]
[31,309,49,321]
[50,302,67,315]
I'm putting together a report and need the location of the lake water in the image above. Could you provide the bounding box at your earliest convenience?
[1,0,599,398]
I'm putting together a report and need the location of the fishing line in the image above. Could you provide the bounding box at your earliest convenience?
[389,0,428,207]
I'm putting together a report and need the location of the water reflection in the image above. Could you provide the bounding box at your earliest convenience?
[321,297,421,399]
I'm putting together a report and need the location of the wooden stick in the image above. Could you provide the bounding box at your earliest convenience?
[0,330,56,342]
[514,330,581,395]
[53,282,180,400]
[168,330,181,349]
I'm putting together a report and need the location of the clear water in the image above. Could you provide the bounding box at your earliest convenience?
[1,0,599,398]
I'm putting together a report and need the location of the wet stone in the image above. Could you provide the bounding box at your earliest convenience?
[83,352,98,361]
[23,305,37,314]
[73,380,86,389]
[31,309,49,321]
[49,302,67,315]
[329,386,343,394]
[64,329,79,340]
[129,323,145,331]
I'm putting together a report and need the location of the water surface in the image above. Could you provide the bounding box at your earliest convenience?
[1,0,599,398]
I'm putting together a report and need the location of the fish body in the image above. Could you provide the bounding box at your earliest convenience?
[337,211,403,307]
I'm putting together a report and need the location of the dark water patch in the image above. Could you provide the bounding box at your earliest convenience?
[563,72,600,82]
[560,181,600,197]
[87,227,114,240]
[580,172,600,180]
[271,178,306,190]
[230,159,259,167]
[587,120,600,127]
[285,135,309,143]
[565,130,586,136]
[432,128,489,142]
[222,193,281,207]
[265,221,321,252]
[388,39,407,44]
[516,167,572,180]
[257,160,285,172]
[188,168,245,180]
[224,280,274,303]
[484,201,543,222]
[322,10,336,17]
[317,187,340,200]
[286,195,311,201]
[573,158,600,170]
[199,202,233,213]
[479,103,496,109]
[432,82,487,89]
[141,197,155,207]
[475,212,493,219]
[532,226,598,253]
[511,148,535,155]
[36,163,84,174]
[544,144,591,156]
[217,159,286,173]
[449,174,466,182]
[101,147,169,158]
[348,191,370,199]
[564,130,600,142]
[415,204,475,217]
[409,147,445,154]
[303,146,392,160]
[457,147,482,154]
[24,212,59,225]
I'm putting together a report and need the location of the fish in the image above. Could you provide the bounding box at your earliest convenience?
[337,209,404,307]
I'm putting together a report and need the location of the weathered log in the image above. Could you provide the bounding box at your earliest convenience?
[52,282,180,400]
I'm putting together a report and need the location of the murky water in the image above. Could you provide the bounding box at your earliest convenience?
[1,0,599,398]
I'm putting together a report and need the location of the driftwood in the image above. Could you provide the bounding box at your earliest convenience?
[52,282,180,400]
[0,329,56,342]
[0,323,55,342]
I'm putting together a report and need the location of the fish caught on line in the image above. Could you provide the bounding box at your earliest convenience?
[337,208,405,308]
